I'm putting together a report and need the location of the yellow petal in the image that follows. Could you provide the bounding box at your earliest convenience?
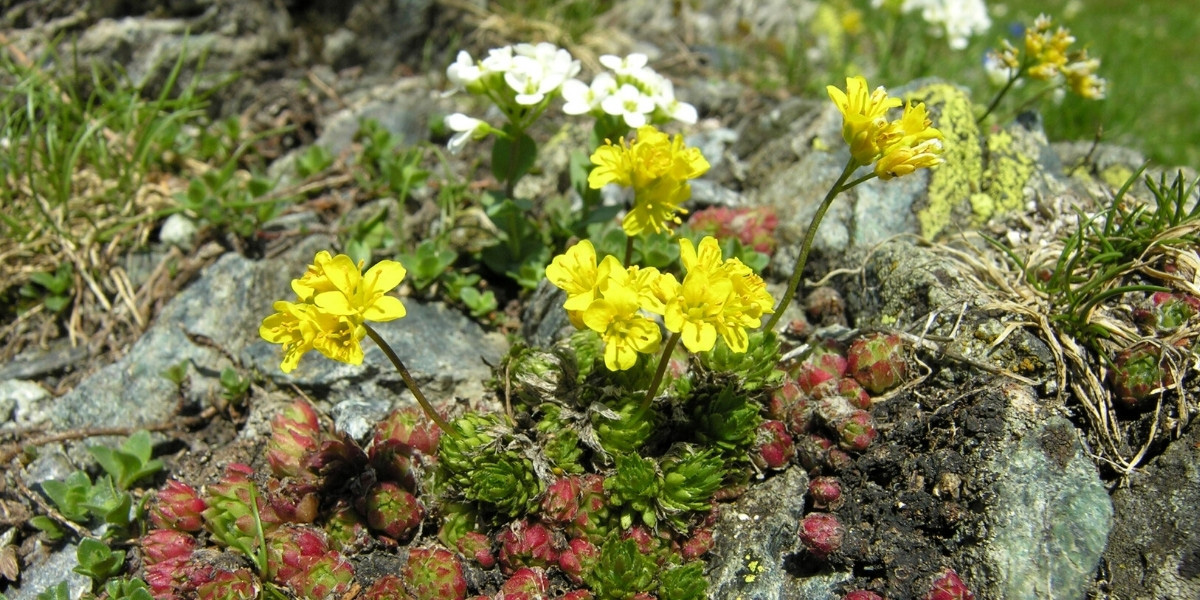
[363,295,407,322]
[364,260,407,295]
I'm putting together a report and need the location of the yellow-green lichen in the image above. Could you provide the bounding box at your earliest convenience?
[1100,164,1135,190]
[973,128,1037,225]
[908,83,984,238]
[905,83,1041,237]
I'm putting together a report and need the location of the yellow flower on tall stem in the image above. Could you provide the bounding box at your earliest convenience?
[587,124,710,262]
[260,251,452,434]
[581,282,662,371]
[764,78,943,332]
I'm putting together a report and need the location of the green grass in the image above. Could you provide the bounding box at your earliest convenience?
[990,0,1200,169]
[731,0,1198,169]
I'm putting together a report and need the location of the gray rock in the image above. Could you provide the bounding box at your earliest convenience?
[0,341,88,382]
[708,467,824,599]
[0,379,51,430]
[5,539,90,600]
[964,386,1112,600]
[1103,423,1200,599]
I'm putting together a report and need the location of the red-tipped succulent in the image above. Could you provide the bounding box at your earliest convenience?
[266,400,324,481]
[499,567,551,600]
[805,287,846,326]
[284,550,355,600]
[925,567,974,600]
[835,410,878,452]
[1109,344,1170,411]
[753,420,796,470]
[678,526,714,561]
[808,476,843,510]
[365,482,424,541]
[798,512,844,559]
[404,547,468,600]
[541,476,583,525]
[456,531,496,570]
[793,348,848,393]
[688,206,779,254]
[195,568,259,600]
[141,528,196,568]
[558,538,599,585]
[361,575,412,600]
[497,520,559,574]
[847,333,907,394]
[152,480,208,532]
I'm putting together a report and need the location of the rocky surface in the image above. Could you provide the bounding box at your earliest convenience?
[1,1,1198,599]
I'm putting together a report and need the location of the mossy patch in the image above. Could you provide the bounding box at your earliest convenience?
[972,129,1037,225]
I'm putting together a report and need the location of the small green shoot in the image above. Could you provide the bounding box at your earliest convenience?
[219,367,251,406]
[458,286,498,320]
[35,581,70,600]
[18,263,74,314]
[87,430,163,491]
[73,538,126,585]
[295,144,334,178]
[398,239,458,291]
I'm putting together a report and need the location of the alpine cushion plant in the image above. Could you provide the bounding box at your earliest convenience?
[260,251,451,433]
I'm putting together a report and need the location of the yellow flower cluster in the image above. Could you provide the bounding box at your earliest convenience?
[588,125,711,237]
[993,14,1106,100]
[545,237,774,370]
[260,251,408,372]
[827,76,945,180]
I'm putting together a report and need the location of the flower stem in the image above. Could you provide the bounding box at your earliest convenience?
[363,323,455,435]
[764,158,861,332]
[641,332,681,413]
[977,64,1024,125]
[624,235,635,268]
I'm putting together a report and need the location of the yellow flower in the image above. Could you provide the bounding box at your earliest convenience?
[314,254,408,323]
[581,282,662,371]
[262,251,409,372]
[670,236,775,353]
[545,240,604,311]
[604,262,672,315]
[875,138,944,180]
[259,301,317,373]
[1063,52,1106,100]
[826,76,902,165]
[664,270,729,353]
[291,250,339,301]
[309,309,368,366]
[587,125,711,237]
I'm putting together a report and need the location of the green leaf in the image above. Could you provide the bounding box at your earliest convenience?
[36,581,71,600]
[491,129,537,187]
[74,538,126,582]
[41,471,93,522]
[30,516,64,540]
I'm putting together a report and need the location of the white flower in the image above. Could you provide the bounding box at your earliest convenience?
[446,50,482,93]
[895,0,991,50]
[561,73,617,116]
[501,43,580,106]
[481,46,515,74]
[601,84,655,128]
[647,78,698,125]
[982,52,1019,87]
[445,113,490,154]
[599,53,649,77]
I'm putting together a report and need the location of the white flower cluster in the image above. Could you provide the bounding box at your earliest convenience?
[443,42,582,153]
[443,45,698,153]
[560,53,698,128]
[874,0,991,50]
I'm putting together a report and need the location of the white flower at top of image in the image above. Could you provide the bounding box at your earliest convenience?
[444,113,491,154]
[891,0,991,50]
[446,50,482,93]
[599,53,650,77]
[561,73,618,116]
[601,84,656,128]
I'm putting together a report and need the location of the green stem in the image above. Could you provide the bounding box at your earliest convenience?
[363,323,455,435]
[624,234,635,268]
[977,60,1028,125]
[641,332,681,413]
[763,158,861,332]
